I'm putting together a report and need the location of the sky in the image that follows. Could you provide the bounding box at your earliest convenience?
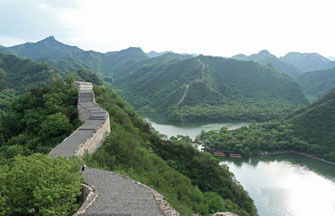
[0,0,334,57]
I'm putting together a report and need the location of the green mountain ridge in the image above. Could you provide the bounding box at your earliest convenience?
[9,36,83,60]
[0,53,102,118]
[296,67,335,99]
[287,89,335,156]
[0,36,149,78]
[117,55,308,122]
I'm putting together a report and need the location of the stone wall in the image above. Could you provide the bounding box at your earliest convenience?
[49,82,110,158]
[50,81,179,216]
[75,117,110,156]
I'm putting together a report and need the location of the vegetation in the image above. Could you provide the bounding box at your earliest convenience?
[117,55,308,123]
[297,67,335,99]
[0,81,80,155]
[199,89,335,162]
[68,69,103,85]
[0,53,63,118]
[84,85,257,216]
[0,154,82,216]
[0,36,148,77]
[0,82,83,216]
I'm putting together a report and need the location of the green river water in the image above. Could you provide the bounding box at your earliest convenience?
[144,116,335,216]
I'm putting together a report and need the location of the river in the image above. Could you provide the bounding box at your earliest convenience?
[144,116,335,216]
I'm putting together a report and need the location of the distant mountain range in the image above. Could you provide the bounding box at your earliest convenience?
[232,50,335,78]
[280,52,335,72]
[0,36,148,77]
[146,51,198,58]
[2,36,335,122]
[232,50,302,78]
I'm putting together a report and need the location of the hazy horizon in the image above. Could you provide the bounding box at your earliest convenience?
[1,0,335,57]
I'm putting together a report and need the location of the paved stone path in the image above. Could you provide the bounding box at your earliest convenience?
[80,168,164,216]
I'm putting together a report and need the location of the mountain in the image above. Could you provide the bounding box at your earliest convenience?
[296,67,335,99]
[8,36,83,60]
[280,52,335,72]
[146,51,170,58]
[37,56,91,74]
[111,52,193,81]
[147,51,198,58]
[0,37,148,77]
[287,89,335,159]
[117,55,308,123]
[328,57,335,61]
[232,50,302,78]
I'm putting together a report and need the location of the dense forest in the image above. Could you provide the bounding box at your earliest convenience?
[199,89,335,162]
[0,82,83,215]
[84,85,256,216]
[0,53,63,118]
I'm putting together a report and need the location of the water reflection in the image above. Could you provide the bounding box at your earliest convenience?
[220,154,335,216]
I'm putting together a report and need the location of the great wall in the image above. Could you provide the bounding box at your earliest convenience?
[50,81,179,216]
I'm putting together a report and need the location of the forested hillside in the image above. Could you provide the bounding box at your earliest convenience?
[0,82,82,216]
[0,53,63,118]
[232,50,302,78]
[117,55,308,123]
[296,67,335,99]
[200,89,335,162]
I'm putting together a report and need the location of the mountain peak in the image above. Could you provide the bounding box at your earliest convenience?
[39,36,59,44]
[257,50,276,58]
[45,36,56,40]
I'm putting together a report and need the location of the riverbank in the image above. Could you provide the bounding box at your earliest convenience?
[259,150,335,166]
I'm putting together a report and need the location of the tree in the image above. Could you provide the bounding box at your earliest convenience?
[4,154,82,216]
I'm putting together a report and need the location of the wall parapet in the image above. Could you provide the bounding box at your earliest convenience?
[49,81,110,158]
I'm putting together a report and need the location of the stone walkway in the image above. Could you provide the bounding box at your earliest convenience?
[79,168,164,216]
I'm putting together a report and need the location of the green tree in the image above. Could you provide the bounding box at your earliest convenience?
[4,154,82,216]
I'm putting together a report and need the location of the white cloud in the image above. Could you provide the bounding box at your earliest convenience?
[1,0,335,56]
